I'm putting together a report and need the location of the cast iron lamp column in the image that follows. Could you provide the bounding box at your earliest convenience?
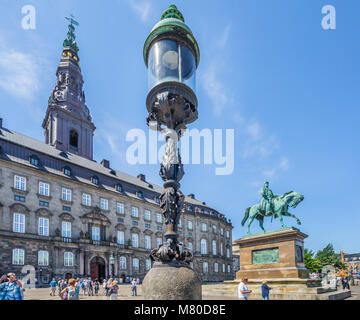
[142,5,201,300]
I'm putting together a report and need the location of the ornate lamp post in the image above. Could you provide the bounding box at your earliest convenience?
[142,4,201,300]
[109,254,115,277]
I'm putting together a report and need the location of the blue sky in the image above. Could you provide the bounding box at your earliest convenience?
[0,0,359,253]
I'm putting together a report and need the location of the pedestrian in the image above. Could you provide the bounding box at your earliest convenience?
[102,279,107,295]
[261,280,271,300]
[60,278,79,300]
[238,278,252,300]
[57,278,62,295]
[131,278,137,296]
[50,277,57,296]
[86,277,93,296]
[108,280,119,300]
[0,273,24,300]
[75,278,81,297]
[80,278,86,296]
[106,278,113,296]
[94,279,100,296]
[341,277,350,290]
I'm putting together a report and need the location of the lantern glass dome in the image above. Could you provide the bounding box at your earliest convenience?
[148,39,196,92]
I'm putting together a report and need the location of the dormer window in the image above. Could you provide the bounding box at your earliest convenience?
[110,170,116,176]
[137,191,143,199]
[63,166,72,177]
[59,152,68,159]
[155,196,160,204]
[189,206,193,212]
[116,183,123,192]
[69,129,78,151]
[91,175,99,185]
[29,154,40,166]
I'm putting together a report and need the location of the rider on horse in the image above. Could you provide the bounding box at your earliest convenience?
[260,181,274,215]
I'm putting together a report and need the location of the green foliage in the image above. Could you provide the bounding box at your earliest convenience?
[304,248,322,273]
[315,243,337,266]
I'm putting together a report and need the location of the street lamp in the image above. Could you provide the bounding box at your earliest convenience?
[109,254,115,277]
[142,4,202,300]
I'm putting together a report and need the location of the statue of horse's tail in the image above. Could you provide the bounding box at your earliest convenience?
[241,207,250,226]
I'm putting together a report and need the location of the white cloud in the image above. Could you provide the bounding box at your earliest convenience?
[218,24,231,49]
[263,157,289,180]
[0,49,42,100]
[125,0,151,23]
[246,122,261,140]
[201,65,228,116]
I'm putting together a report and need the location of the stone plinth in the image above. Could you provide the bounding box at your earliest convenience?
[234,227,309,280]
[142,261,202,300]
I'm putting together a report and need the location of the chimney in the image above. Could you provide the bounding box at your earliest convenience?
[188,193,195,199]
[101,159,110,169]
[137,174,146,182]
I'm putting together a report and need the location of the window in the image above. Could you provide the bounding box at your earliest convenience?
[155,196,160,204]
[13,213,25,233]
[177,219,182,228]
[117,203,124,214]
[62,221,71,238]
[12,249,24,265]
[91,175,99,185]
[118,218,124,223]
[226,230,230,238]
[38,218,49,236]
[201,239,207,254]
[131,207,138,218]
[156,226,162,231]
[145,235,151,249]
[187,220,193,230]
[203,262,208,273]
[39,182,50,196]
[69,129,78,149]
[220,228,224,236]
[116,183,123,192]
[64,252,73,266]
[60,152,68,159]
[62,206,71,212]
[119,256,126,269]
[82,193,91,206]
[212,240,217,255]
[156,238,162,248]
[227,264,231,273]
[189,262,194,269]
[132,233,139,248]
[188,242,193,251]
[29,155,40,166]
[14,175,26,191]
[226,248,230,258]
[214,262,219,273]
[100,198,109,210]
[38,251,49,266]
[145,223,151,228]
[137,191,143,198]
[212,225,217,233]
[132,258,139,270]
[146,259,151,271]
[220,243,224,256]
[201,223,207,232]
[117,231,124,245]
[222,263,225,273]
[156,213,162,223]
[63,166,71,177]
[132,220,138,226]
[39,201,49,207]
[14,195,25,202]
[61,188,71,201]
[144,210,151,221]
[92,226,100,241]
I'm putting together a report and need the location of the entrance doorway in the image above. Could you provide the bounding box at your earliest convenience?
[120,274,126,283]
[90,256,106,281]
[65,273,72,280]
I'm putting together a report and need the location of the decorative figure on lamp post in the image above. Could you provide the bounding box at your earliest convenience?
[142,5,202,300]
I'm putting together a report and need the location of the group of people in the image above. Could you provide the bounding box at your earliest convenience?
[51,277,139,300]
[238,278,272,300]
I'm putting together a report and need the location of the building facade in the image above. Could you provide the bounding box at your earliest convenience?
[0,24,233,286]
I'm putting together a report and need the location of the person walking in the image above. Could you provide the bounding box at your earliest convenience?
[131,278,137,296]
[102,279,107,296]
[75,278,81,297]
[94,279,100,296]
[57,278,62,295]
[80,279,86,296]
[238,278,252,300]
[60,278,79,300]
[108,280,119,300]
[261,280,272,300]
[106,278,113,297]
[0,273,23,300]
[86,277,93,296]
[50,278,57,296]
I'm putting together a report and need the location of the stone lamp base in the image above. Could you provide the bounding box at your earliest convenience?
[142,261,202,300]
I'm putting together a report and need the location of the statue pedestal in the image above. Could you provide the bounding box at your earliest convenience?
[142,261,202,300]
[234,227,309,280]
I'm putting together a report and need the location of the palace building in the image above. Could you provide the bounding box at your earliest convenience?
[0,23,233,286]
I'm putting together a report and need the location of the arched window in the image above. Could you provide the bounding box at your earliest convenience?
[212,240,217,255]
[145,259,152,271]
[137,190,143,199]
[29,154,40,166]
[91,175,99,185]
[69,129,78,149]
[201,239,207,255]
[116,183,123,192]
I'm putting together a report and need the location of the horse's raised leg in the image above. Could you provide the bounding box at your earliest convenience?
[286,213,301,225]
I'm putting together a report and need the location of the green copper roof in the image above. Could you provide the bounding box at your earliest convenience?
[143,5,200,67]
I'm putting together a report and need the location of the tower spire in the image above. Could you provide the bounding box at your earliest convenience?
[42,16,95,160]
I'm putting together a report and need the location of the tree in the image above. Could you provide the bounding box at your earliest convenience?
[304,248,322,273]
[315,243,344,271]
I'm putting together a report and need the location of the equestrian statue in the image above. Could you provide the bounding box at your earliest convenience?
[241,181,304,235]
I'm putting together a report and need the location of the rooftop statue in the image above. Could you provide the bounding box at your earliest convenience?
[241,181,304,235]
